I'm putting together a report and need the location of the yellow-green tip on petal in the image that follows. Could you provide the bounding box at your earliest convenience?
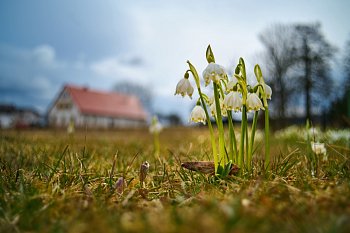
[190,105,206,124]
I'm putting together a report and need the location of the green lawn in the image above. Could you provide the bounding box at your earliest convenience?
[0,127,349,233]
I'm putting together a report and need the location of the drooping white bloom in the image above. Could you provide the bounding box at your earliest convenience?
[67,119,75,134]
[226,78,238,92]
[149,117,163,134]
[223,92,242,112]
[256,83,272,100]
[246,93,264,111]
[202,62,226,86]
[264,84,272,99]
[210,103,217,117]
[208,95,215,105]
[210,100,227,117]
[311,142,327,161]
[189,105,206,124]
[311,142,327,155]
[174,78,194,98]
[149,122,163,134]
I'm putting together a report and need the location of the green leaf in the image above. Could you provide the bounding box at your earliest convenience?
[206,45,215,63]
[239,58,246,78]
[234,74,243,82]
[254,64,263,82]
[223,160,233,177]
[216,164,224,176]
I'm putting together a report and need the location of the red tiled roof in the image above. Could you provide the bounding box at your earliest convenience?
[65,85,147,121]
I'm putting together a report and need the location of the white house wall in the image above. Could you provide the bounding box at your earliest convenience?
[0,114,13,128]
[80,115,145,128]
[48,103,80,127]
[48,89,81,127]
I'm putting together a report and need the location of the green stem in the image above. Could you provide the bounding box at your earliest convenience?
[219,83,236,163]
[248,111,259,170]
[239,105,247,168]
[306,119,317,177]
[227,111,237,162]
[187,61,219,173]
[198,88,218,173]
[213,82,226,166]
[264,107,270,171]
[154,132,160,157]
[245,118,249,167]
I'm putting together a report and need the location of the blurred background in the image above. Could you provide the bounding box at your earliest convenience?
[0,0,349,129]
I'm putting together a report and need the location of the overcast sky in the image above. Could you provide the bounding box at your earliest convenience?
[0,0,349,120]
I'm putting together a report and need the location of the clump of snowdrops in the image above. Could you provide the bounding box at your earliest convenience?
[175,45,272,177]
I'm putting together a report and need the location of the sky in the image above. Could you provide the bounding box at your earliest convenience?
[0,0,349,121]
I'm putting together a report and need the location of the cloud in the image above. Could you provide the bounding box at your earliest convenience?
[0,45,59,111]
[32,45,57,68]
[90,55,150,84]
[0,44,89,112]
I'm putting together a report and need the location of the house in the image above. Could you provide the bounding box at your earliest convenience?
[47,84,147,128]
[0,104,42,129]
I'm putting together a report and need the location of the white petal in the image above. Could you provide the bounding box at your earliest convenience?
[190,105,206,124]
[264,84,272,99]
[247,93,264,111]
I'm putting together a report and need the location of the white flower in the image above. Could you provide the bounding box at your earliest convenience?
[256,83,272,100]
[311,142,326,155]
[149,117,163,134]
[149,122,163,134]
[210,100,227,117]
[67,120,75,134]
[226,79,238,92]
[208,95,215,105]
[174,78,194,98]
[246,93,264,111]
[202,62,226,86]
[241,198,251,208]
[311,142,327,161]
[210,103,217,117]
[190,105,206,124]
[223,92,242,112]
[264,84,272,99]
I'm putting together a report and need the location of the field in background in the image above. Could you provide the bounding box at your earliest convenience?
[1,127,350,233]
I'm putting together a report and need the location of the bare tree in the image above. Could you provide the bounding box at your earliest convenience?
[259,24,298,122]
[294,23,336,121]
[339,37,350,124]
[344,38,350,91]
[113,81,153,113]
[328,37,350,126]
